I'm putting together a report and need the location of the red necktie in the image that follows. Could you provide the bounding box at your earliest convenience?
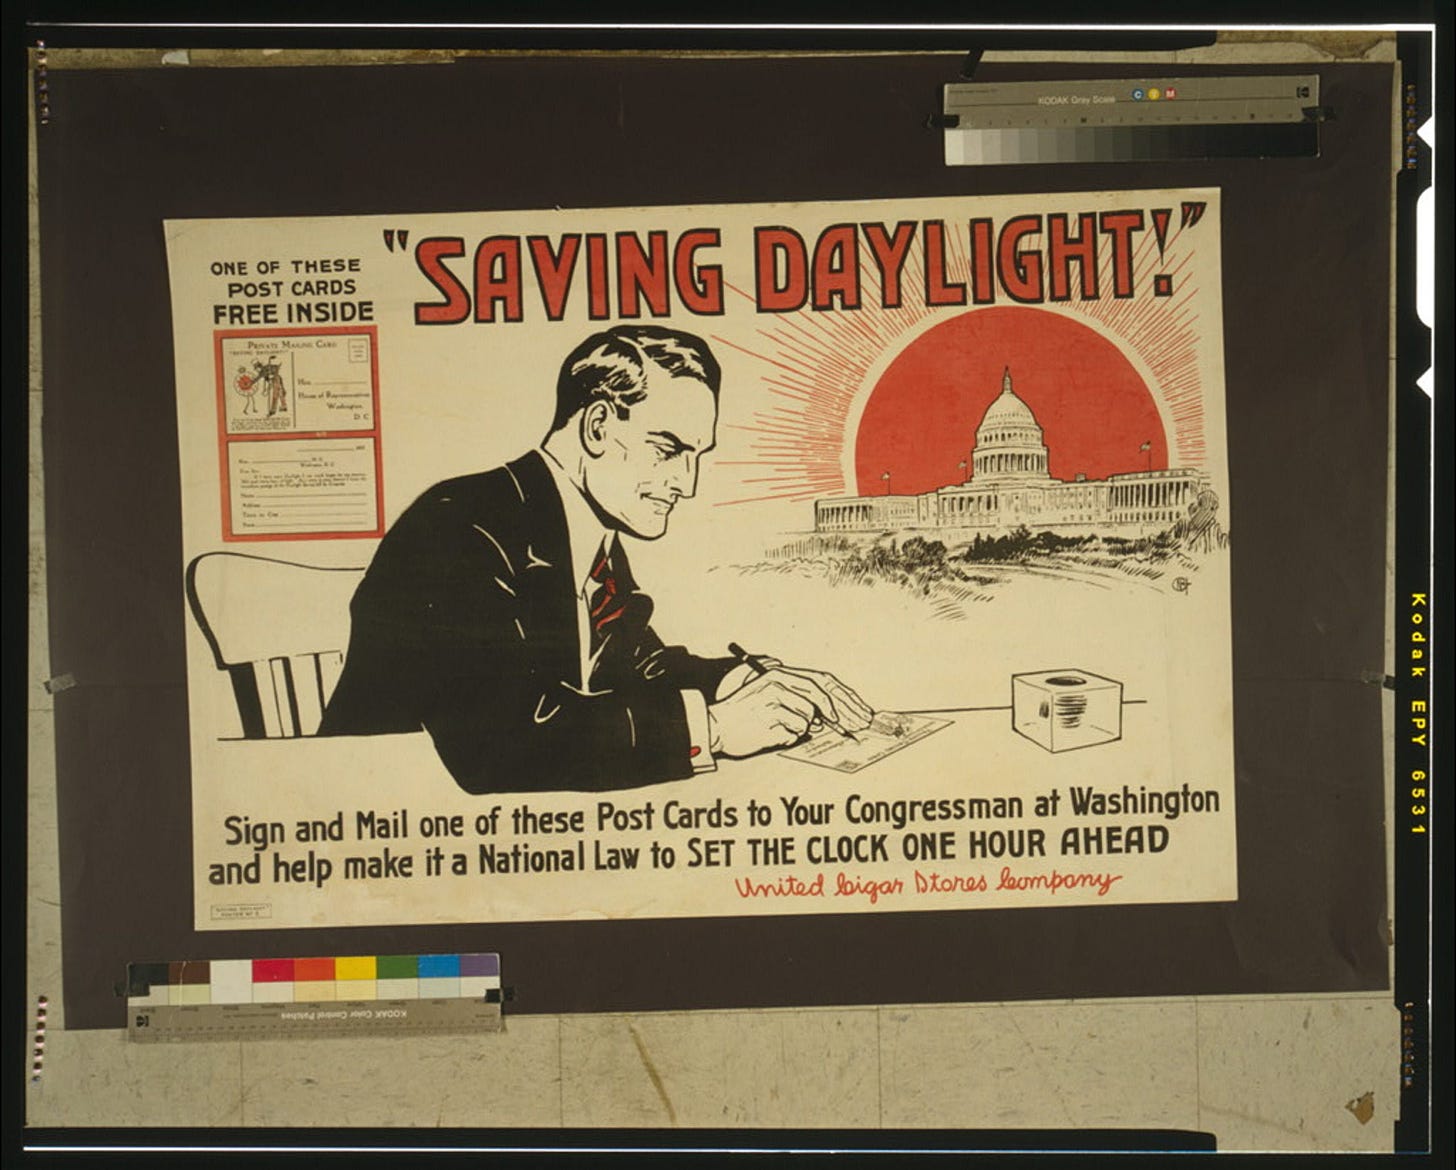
[587,542,627,654]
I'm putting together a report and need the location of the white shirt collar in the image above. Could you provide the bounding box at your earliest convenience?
[538,447,615,597]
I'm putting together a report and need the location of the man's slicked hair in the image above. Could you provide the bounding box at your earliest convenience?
[549,325,721,433]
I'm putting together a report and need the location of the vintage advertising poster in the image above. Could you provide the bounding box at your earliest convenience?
[164,190,1235,932]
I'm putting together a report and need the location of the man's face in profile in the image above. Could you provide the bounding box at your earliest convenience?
[583,371,717,540]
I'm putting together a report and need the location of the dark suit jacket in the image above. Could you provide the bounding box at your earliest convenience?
[320,451,736,794]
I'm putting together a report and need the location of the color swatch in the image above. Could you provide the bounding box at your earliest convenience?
[126,952,501,1007]
[945,123,1319,166]
[941,75,1322,166]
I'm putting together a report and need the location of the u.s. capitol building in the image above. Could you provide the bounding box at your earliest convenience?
[815,368,1209,537]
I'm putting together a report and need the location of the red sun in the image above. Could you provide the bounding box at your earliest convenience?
[853,307,1168,497]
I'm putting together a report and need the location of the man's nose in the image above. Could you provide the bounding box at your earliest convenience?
[668,453,699,498]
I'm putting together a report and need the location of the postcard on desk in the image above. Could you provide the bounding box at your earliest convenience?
[782,713,951,773]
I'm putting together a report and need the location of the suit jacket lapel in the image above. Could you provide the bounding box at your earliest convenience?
[502,452,579,683]
[504,451,657,691]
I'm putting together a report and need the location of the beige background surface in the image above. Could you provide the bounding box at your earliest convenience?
[26,33,1403,1152]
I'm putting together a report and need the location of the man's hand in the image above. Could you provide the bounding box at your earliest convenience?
[774,664,874,731]
[707,664,873,759]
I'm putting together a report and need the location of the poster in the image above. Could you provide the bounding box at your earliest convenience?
[164,190,1235,932]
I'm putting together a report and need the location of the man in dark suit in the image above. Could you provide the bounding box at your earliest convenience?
[320,325,871,794]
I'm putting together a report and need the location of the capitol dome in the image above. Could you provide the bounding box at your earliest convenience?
[979,381,1039,428]
[971,367,1051,482]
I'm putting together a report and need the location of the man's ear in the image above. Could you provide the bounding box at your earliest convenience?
[579,400,612,457]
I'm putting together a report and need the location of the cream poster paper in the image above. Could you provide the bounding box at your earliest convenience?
[165,191,1235,931]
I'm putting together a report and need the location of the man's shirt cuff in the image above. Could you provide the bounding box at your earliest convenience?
[681,690,716,773]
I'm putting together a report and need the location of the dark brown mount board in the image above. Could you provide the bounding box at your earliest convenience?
[38,53,1391,1029]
